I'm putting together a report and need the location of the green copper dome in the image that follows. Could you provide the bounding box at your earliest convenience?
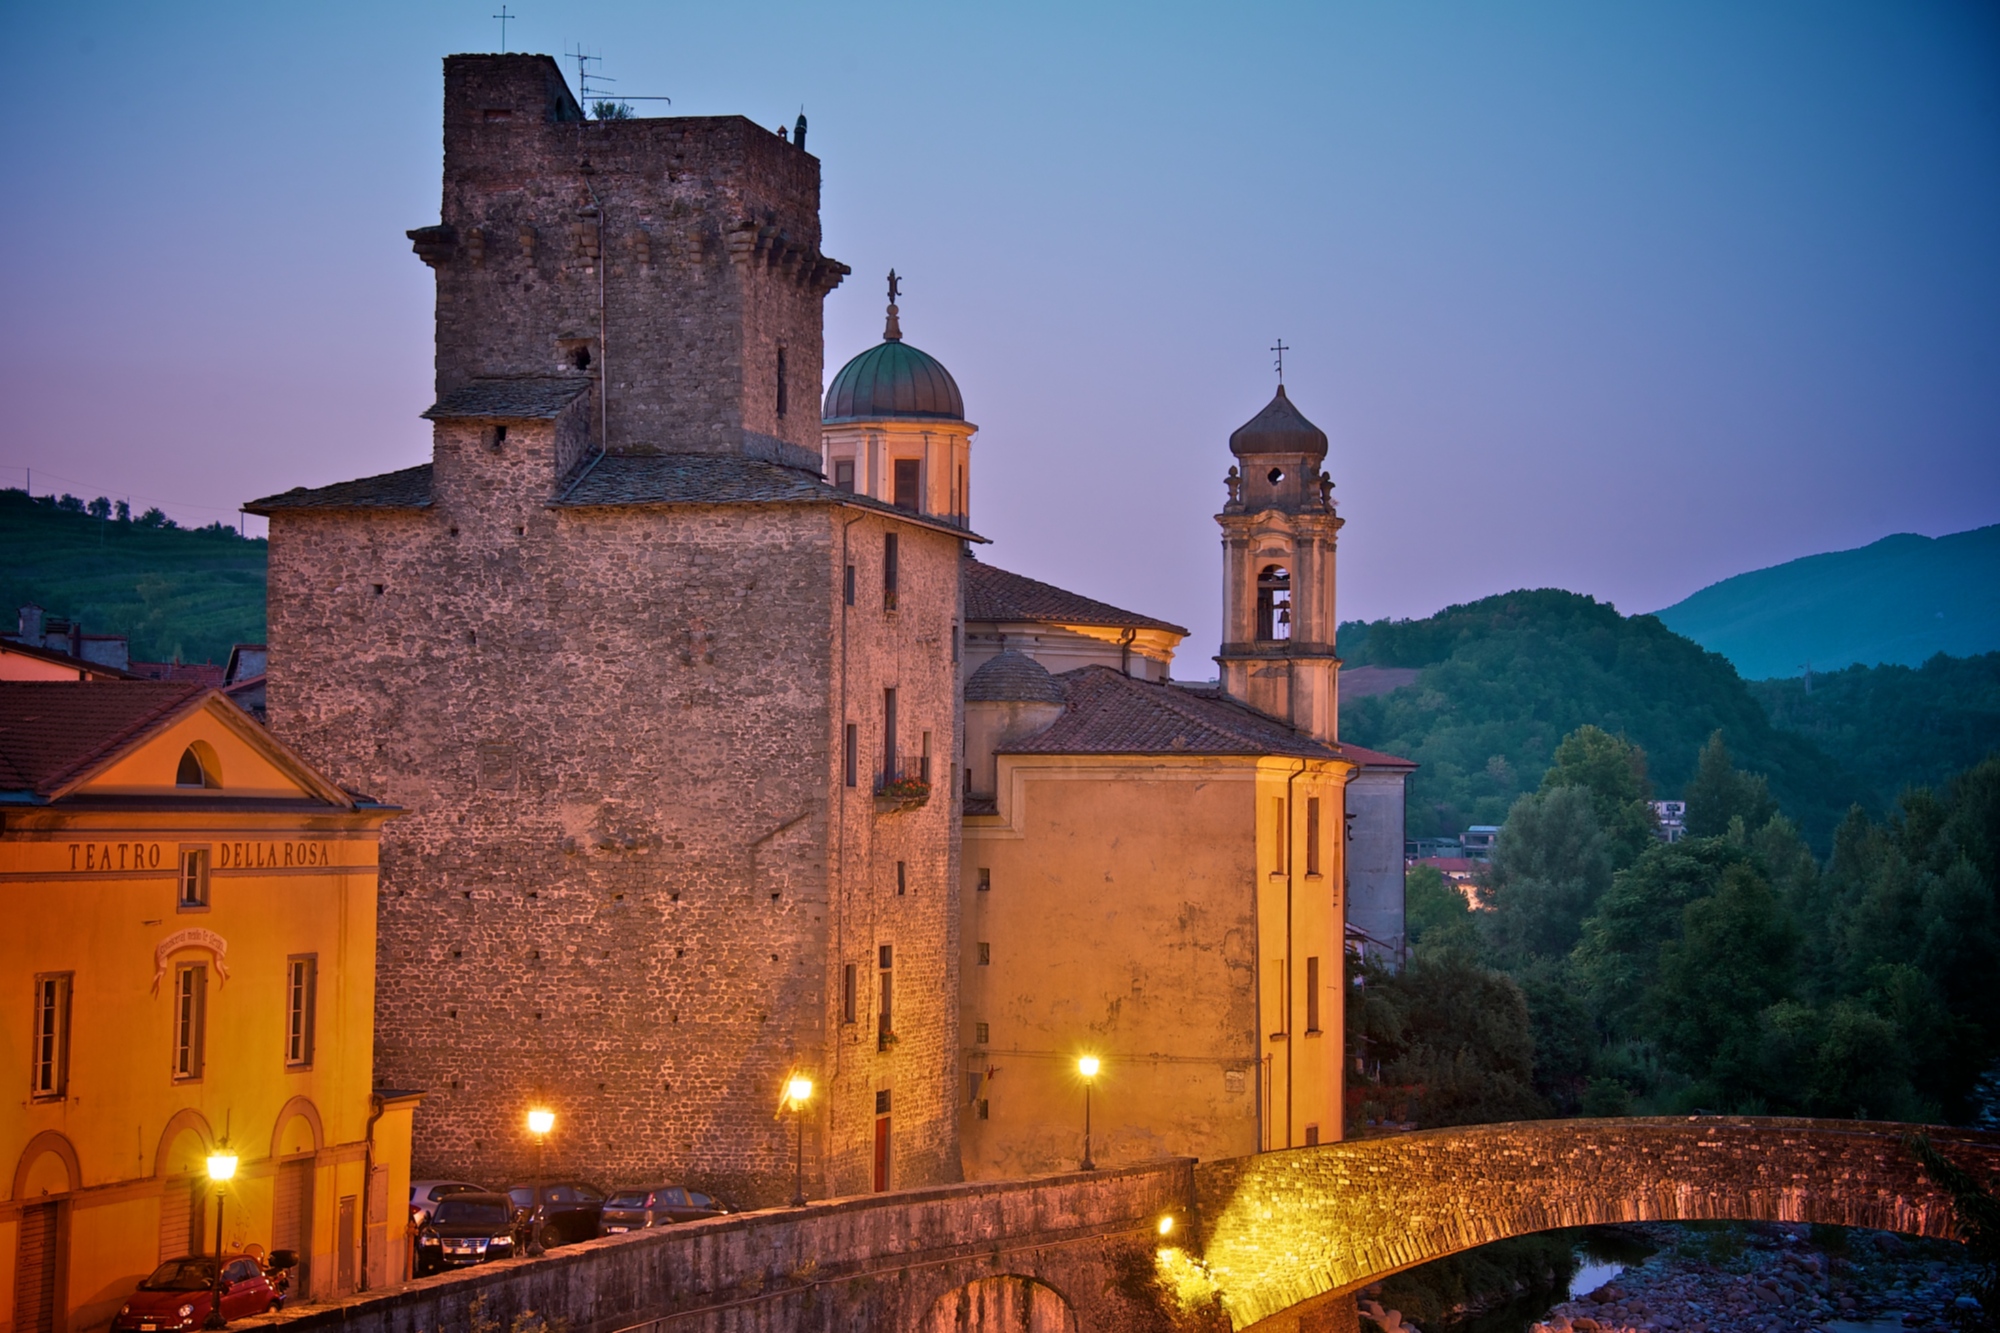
[823,283,965,424]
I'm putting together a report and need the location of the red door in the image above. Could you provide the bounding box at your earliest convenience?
[872,1117,890,1192]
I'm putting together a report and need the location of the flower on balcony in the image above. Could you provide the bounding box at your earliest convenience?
[874,776,930,810]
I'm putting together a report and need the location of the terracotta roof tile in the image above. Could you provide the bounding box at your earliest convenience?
[963,558,1188,635]
[964,651,1065,704]
[1001,668,1339,759]
[1335,742,1418,769]
[0,681,208,796]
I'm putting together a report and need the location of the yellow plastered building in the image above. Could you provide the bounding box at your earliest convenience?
[0,682,412,1333]
[955,386,1414,1176]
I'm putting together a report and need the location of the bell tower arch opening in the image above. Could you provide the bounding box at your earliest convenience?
[1216,384,1342,743]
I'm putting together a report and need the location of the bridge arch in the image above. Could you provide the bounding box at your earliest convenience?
[920,1274,1079,1332]
[1190,1117,2000,1330]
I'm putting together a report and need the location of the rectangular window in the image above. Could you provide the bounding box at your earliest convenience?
[1275,798,1289,874]
[286,955,318,1068]
[876,1089,891,1115]
[977,942,991,965]
[178,847,210,910]
[844,563,856,605]
[893,458,920,511]
[878,946,893,1043]
[1305,956,1321,1034]
[976,867,990,892]
[1305,1124,1320,1146]
[31,973,71,1099]
[883,533,899,609]
[882,687,898,780]
[951,623,960,663]
[896,861,906,896]
[975,1021,989,1044]
[920,731,931,783]
[173,964,207,1081]
[1306,797,1321,876]
[833,459,855,493]
[842,964,857,1024]
[844,723,858,788]
[776,347,788,418]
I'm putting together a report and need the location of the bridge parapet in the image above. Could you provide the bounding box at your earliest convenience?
[1190,1117,2000,1331]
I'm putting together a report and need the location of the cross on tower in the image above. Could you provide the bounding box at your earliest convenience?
[887,269,901,306]
[1271,339,1289,385]
[493,5,513,52]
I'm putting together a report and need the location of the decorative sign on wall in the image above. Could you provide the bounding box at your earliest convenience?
[153,927,230,993]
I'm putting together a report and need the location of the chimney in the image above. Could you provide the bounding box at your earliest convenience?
[17,604,42,642]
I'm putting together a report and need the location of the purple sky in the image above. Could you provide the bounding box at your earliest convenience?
[2,2,1995,667]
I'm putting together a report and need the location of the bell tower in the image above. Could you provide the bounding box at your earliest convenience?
[1216,383,1344,742]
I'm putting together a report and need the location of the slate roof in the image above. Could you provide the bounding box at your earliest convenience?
[423,376,594,421]
[963,557,1188,635]
[0,681,208,796]
[246,465,434,513]
[965,651,1066,704]
[556,454,983,539]
[1229,383,1329,460]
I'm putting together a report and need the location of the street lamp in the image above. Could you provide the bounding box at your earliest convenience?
[785,1075,814,1207]
[525,1108,554,1257]
[203,1146,239,1329]
[1077,1056,1100,1171]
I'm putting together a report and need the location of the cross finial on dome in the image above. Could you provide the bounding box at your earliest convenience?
[884,269,903,342]
[1271,338,1289,386]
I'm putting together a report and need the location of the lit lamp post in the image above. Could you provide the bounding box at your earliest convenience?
[203,1145,239,1329]
[1077,1056,1100,1171]
[785,1075,814,1207]
[525,1107,555,1257]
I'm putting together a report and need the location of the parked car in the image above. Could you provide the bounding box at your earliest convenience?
[415,1192,521,1275]
[506,1181,606,1246]
[599,1185,734,1233]
[409,1178,487,1223]
[111,1254,278,1330]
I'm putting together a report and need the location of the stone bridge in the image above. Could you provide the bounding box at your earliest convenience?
[256,1118,1999,1333]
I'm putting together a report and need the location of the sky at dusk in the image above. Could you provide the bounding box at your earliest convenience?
[1,2,1996,667]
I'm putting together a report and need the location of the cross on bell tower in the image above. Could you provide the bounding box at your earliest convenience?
[1215,379,1343,743]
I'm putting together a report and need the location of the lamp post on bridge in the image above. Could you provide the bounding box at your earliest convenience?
[1078,1056,1100,1171]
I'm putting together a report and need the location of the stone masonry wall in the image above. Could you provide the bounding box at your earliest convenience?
[265,483,965,1204]
[252,1161,1193,1333]
[1193,1117,2000,1329]
[428,55,839,464]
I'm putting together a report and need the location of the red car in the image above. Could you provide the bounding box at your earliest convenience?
[111,1255,278,1330]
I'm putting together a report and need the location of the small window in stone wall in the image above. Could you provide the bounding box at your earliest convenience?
[876,1090,891,1115]
[1305,1124,1320,1146]
[883,533,899,610]
[842,964,857,1023]
[844,563,855,605]
[976,867,990,892]
[844,724,858,788]
[776,346,789,418]
[895,861,906,896]
[976,942,990,965]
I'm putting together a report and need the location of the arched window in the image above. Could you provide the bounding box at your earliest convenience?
[1256,565,1292,642]
[176,742,220,789]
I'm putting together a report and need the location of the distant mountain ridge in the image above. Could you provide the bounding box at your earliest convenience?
[1653,524,2000,681]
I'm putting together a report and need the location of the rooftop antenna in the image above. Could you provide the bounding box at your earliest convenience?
[493,5,513,52]
[1271,338,1289,386]
[565,46,672,116]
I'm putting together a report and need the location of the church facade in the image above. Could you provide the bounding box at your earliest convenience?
[250,52,1408,1206]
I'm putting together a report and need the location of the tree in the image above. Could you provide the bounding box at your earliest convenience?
[1485,786,1612,965]
[1405,864,1481,957]
[1361,950,1547,1128]
[1684,731,1777,838]
[1540,725,1659,867]
[1645,863,1797,1106]
[86,496,111,520]
[1573,837,1755,1039]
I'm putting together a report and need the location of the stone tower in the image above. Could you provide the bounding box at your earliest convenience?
[1216,386,1344,741]
[252,55,967,1205]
